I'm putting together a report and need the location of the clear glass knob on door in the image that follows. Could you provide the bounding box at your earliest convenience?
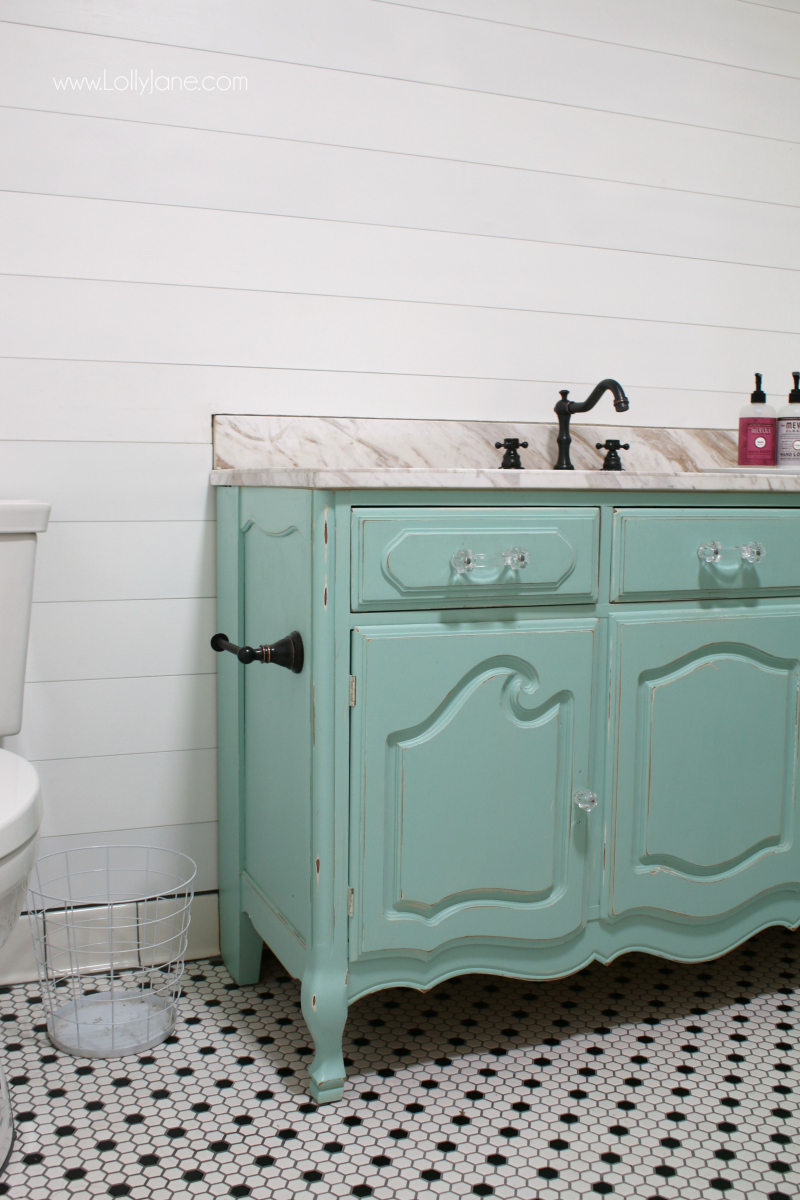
[574,790,598,812]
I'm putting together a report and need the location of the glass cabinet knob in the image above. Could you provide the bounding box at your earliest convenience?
[503,547,531,570]
[451,548,478,574]
[697,541,722,564]
[574,790,598,812]
[738,541,766,564]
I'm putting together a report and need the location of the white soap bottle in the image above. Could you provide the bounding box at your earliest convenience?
[777,372,800,470]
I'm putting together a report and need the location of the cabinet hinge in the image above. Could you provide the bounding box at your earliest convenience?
[349,675,356,706]
[347,887,354,917]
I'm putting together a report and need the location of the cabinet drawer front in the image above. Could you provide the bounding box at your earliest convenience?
[352,506,599,611]
[612,508,800,601]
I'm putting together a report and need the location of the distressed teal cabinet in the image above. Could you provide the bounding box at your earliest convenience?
[215,489,800,1103]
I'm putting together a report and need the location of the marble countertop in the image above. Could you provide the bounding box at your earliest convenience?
[210,416,800,492]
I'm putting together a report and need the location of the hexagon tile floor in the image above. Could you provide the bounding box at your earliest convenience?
[0,924,798,1200]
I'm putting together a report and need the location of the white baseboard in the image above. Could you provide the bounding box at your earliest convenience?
[0,892,221,986]
[0,915,37,986]
[185,892,221,961]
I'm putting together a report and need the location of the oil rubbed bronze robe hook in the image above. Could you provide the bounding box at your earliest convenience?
[211,631,304,672]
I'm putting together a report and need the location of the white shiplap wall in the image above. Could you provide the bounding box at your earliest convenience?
[1,0,799,975]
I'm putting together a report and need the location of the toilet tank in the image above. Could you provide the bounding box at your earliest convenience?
[0,502,50,738]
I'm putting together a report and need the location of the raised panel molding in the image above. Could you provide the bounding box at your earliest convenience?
[351,621,596,957]
[386,657,572,915]
[241,519,300,541]
[611,610,800,920]
[635,646,794,876]
[383,529,575,595]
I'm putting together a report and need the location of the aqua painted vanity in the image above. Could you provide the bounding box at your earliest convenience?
[212,416,800,1103]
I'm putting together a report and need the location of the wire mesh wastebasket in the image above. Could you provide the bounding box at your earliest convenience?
[27,845,196,1058]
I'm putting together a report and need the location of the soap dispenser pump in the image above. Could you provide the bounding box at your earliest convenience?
[777,372,800,470]
[738,373,776,467]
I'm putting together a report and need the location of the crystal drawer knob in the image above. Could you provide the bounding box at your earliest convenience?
[574,790,598,812]
[451,548,479,574]
[739,541,766,564]
[697,541,722,564]
[503,547,531,570]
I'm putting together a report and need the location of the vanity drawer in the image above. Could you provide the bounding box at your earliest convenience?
[611,507,800,601]
[352,506,599,610]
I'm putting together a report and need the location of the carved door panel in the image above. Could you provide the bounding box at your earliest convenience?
[349,621,596,958]
[610,609,800,919]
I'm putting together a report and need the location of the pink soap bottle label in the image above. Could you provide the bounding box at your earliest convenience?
[738,417,776,466]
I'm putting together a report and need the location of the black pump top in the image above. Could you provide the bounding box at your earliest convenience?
[789,372,800,404]
[751,373,767,403]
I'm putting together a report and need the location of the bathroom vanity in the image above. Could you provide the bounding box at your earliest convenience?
[212,416,800,1103]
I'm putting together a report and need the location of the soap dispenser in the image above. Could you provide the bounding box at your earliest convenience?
[777,372,800,470]
[738,373,776,467]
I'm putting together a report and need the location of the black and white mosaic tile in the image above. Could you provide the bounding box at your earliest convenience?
[0,924,798,1199]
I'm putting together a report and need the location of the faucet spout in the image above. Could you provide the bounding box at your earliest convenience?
[572,378,629,415]
[554,378,629,469]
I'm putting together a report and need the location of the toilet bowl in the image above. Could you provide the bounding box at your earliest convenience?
[0,752,43,946]
[0,500,49,1172]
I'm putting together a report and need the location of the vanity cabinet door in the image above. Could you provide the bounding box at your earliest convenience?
[349,621,596,960]
[609,609,800,920]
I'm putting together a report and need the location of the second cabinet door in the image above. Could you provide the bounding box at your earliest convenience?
[349,621,597,959]
[610,608,800,919]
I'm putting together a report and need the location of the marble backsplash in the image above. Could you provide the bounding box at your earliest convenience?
[213,414,739,474]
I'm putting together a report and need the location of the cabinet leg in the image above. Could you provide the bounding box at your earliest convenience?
[221,909,263,986]
[301,971,348,1104]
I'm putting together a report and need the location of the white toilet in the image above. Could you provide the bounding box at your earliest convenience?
[0,500,49,1171]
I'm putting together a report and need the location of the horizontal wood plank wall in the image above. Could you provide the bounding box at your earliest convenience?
[1,0,798,969]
